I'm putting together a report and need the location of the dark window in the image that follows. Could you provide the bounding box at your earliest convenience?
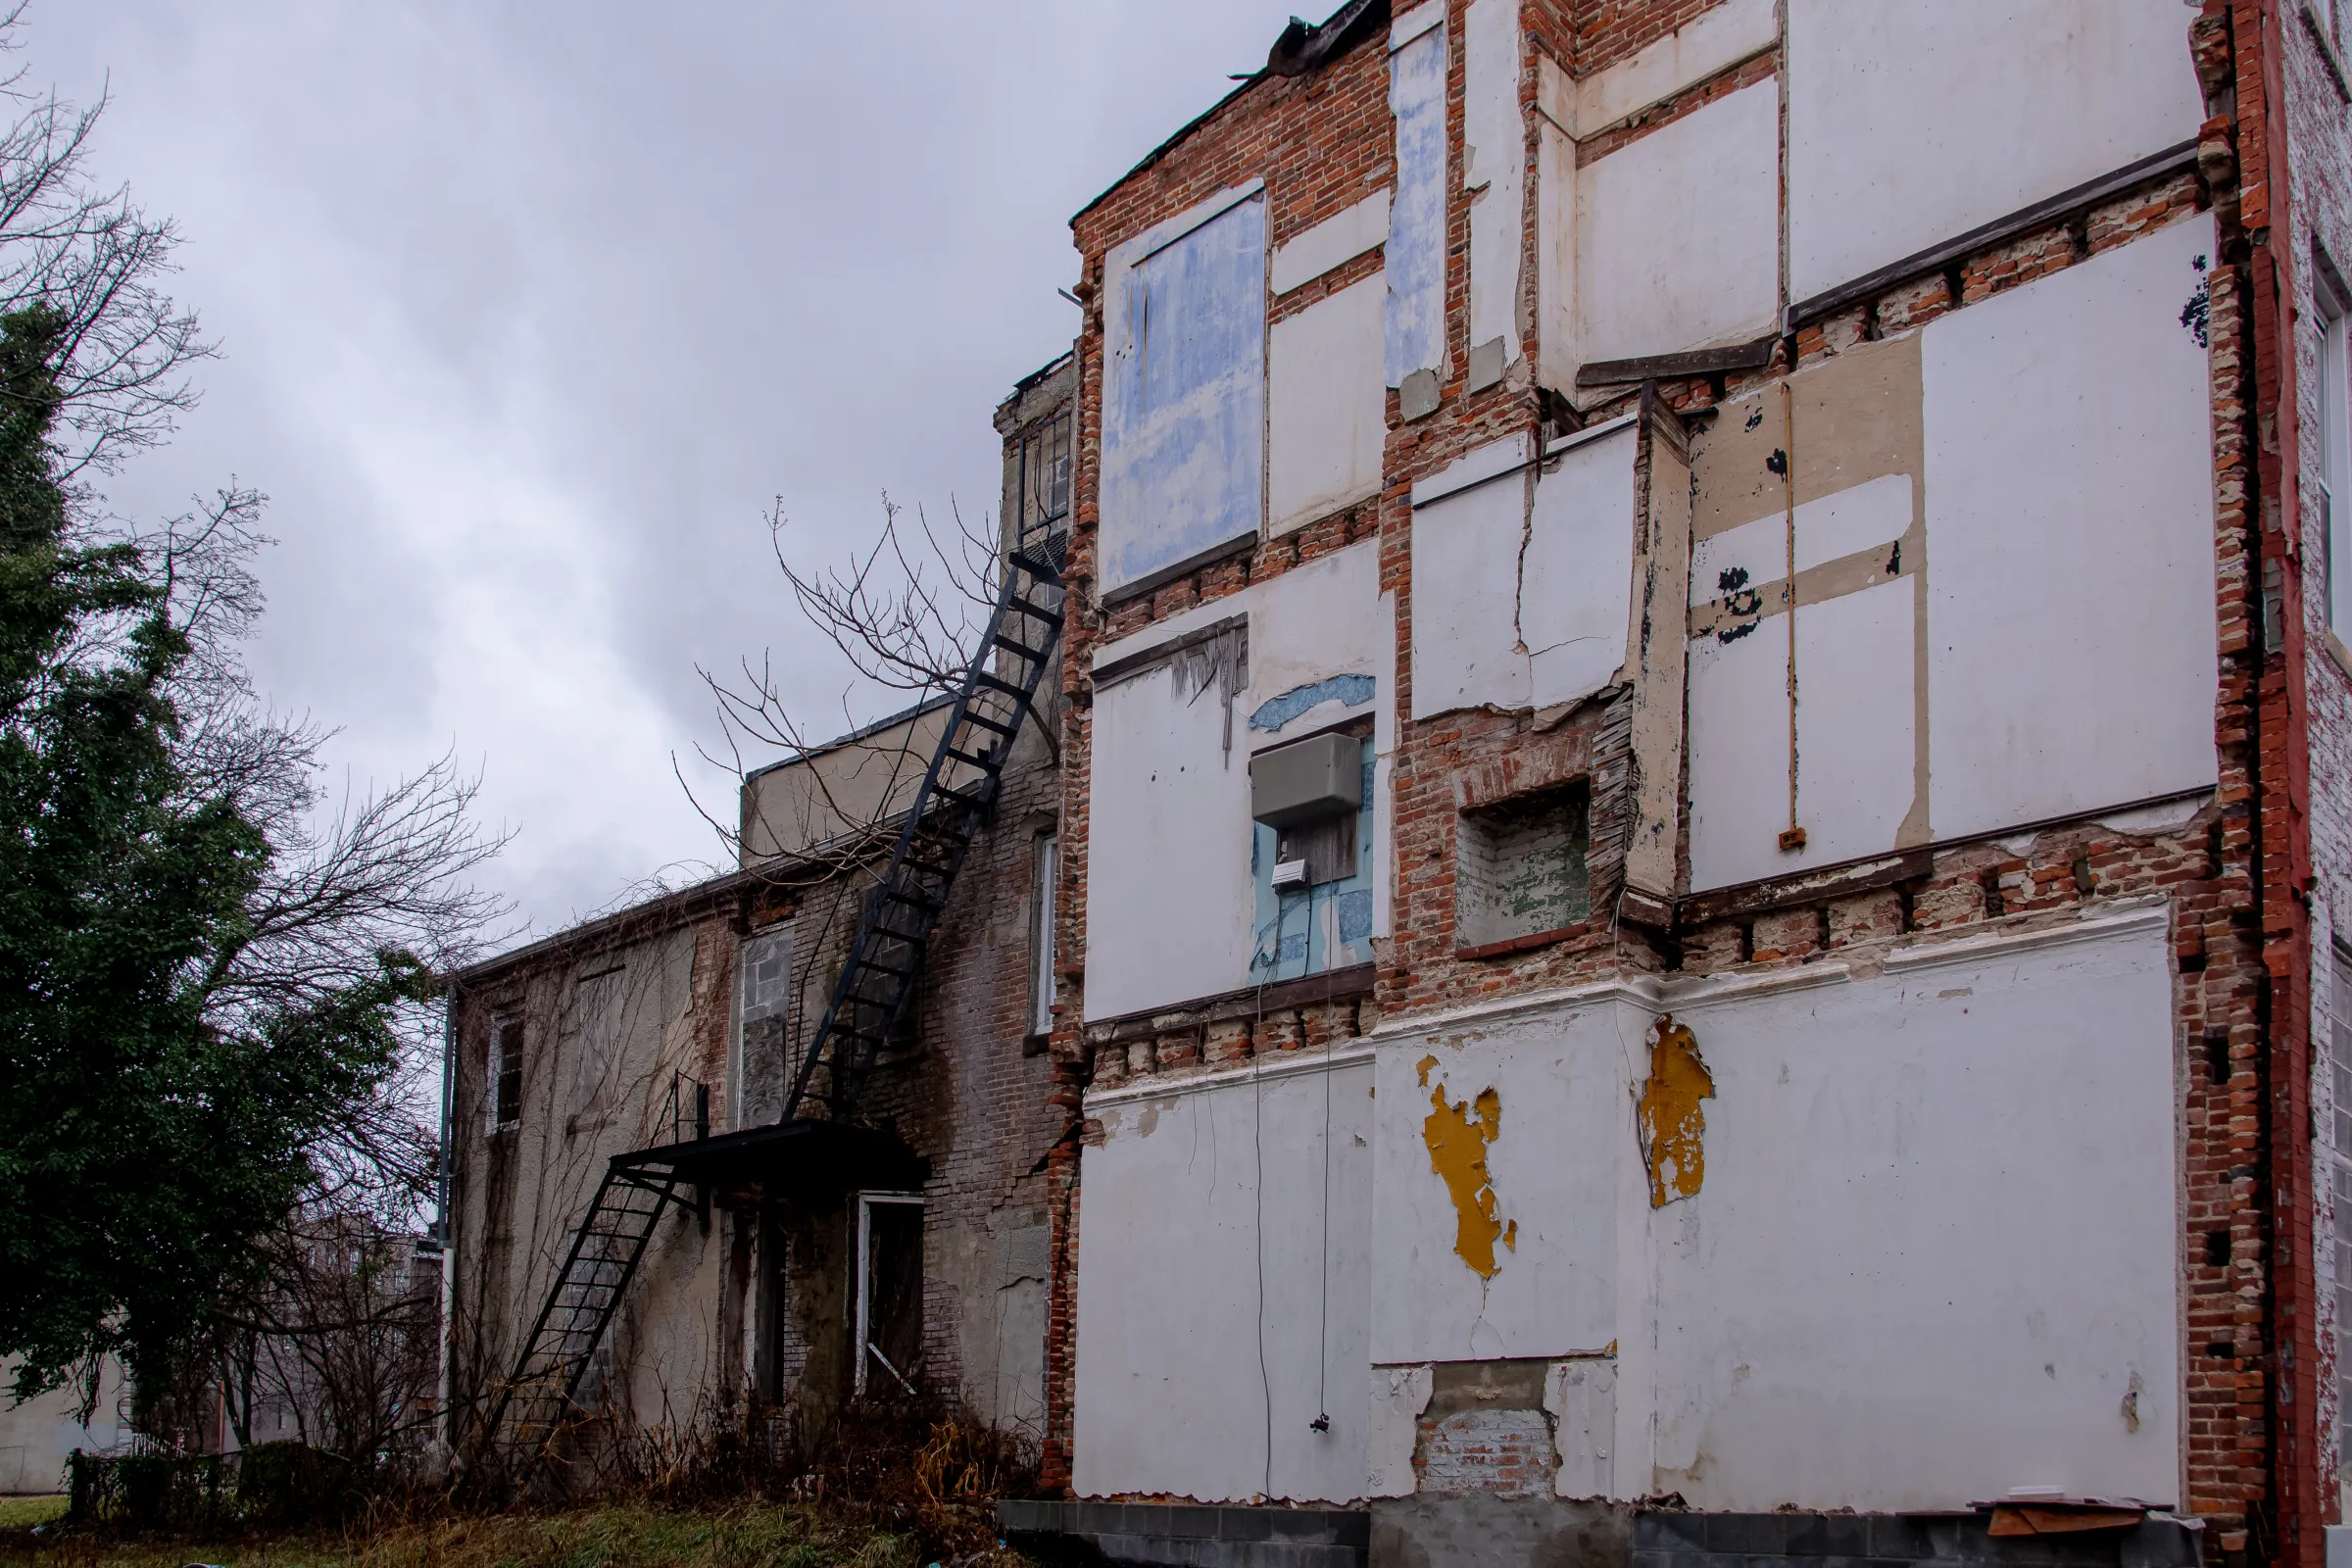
[491,1016,523,1131]
[857,1196,925,1397]
[1015,411,1071,552]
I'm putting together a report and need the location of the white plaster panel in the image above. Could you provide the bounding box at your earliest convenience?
[1465,0,1524,368]
[1072,1062,1374,1502]
[1794,472,1910,573]
[1272,192,1392,295]
[1536,118,1575,394]
[1787,0,2206,302]
[1368,999,1638,1364]
[1387,23,1448,385]
[1411,466,1533,718]
[1923,215,2220,841]
[1688,577,1917,892]
[1525,422,1638,708]
[1689,511,1784,609]
[1650,917,2181,1509]
[1544,1359,1617,1499]
[1544,0,1778,139]
[1576,80,1779,368]
[1083,659,1255,1021]
[1087,542,1385,1018]
[1270,273,1388,536]
[1366,1363,1433,1497]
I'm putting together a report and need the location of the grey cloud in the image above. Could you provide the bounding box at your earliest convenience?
[37,1,1296,934]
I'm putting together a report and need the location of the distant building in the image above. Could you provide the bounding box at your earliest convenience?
[440,362,1073,1470]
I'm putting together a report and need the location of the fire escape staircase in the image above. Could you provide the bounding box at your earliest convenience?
[479,537,1065,1469]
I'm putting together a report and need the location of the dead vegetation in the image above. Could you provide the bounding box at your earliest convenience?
[7,1400,1038,1568]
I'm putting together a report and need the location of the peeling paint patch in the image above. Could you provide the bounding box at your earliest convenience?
[1249,673,1377,731]
[1423,1078,1508,1278]
[1416,1054,1440,1088]
[1637,1013,1714,1207]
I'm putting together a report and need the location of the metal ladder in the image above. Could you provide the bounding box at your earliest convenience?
[479,1157,678,1466]
[779,536,1065,1119]
[478,536,1064,1469]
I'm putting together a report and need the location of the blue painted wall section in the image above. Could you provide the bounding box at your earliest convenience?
[1100,195,1267,595]
[1248,673,1378,733]
[1385,23,1447,388]
[1249,741,1376,983]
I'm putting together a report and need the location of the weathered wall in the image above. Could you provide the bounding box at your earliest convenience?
[1071,1053,1374,1503]
[1042,0,2289,1543]
[1083,538,1387,1022]
[1784,0,2205,303]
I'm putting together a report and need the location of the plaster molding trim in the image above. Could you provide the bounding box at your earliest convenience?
[1363,900,2173,1045]
[1367,975,1661,1042]
[1084,1040,1374,1111]
[1881,898,2170,976]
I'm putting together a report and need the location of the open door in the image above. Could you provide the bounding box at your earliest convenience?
[855,1193,924,1396]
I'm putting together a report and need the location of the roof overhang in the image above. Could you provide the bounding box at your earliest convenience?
[617,1118,929,1201]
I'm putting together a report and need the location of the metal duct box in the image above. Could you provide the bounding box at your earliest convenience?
[1250,733,1361,829]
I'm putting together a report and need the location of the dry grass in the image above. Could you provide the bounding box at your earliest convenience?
[0,1497,1030,1568]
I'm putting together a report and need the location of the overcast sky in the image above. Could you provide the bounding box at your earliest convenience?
[34,2,1293,941]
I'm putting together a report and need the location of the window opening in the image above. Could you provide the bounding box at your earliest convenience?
[1249,730,1375,982]
[854,1193,925,1397]
[1029,834,1058,1043]
[2321,288,2351,642]
[1015,410,1071,555]
[1456,782,1592,950]
[490,1015,523,1132]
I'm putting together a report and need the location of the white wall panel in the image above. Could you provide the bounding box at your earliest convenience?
[1526,422,1639,708]
[1652,914,2181,1509]
[1270,274,1388,536]
[1271,192,1391,296]
[1411,444,1534,717]
[1788,0,2205,301]
[1464,0,1524,372]
[1073,1060,1374,1502]
[1369,1000,1633,1365]
[1688,477,1919,893]
[1576,81,1779,368]
[1924,215,2219,839]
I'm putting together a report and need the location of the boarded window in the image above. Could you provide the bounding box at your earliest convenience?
[738,928,791,1128]
[2332,947,2352,1457]
[490,1015,523,1132]
[1099,191,1266,595]
[565,965,626,1116]
[856,1194,925,1397]
[1456,784,1592,950]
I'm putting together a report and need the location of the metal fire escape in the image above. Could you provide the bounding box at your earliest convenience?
[480,535,1065,1469]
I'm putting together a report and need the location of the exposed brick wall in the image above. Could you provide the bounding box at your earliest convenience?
[2276,0,2352,1546]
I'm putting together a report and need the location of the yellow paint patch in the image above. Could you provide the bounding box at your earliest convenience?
[1416,1054,1440,1087]
[1638,1013,1714,1207]
[1423,1079,1507,1279]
